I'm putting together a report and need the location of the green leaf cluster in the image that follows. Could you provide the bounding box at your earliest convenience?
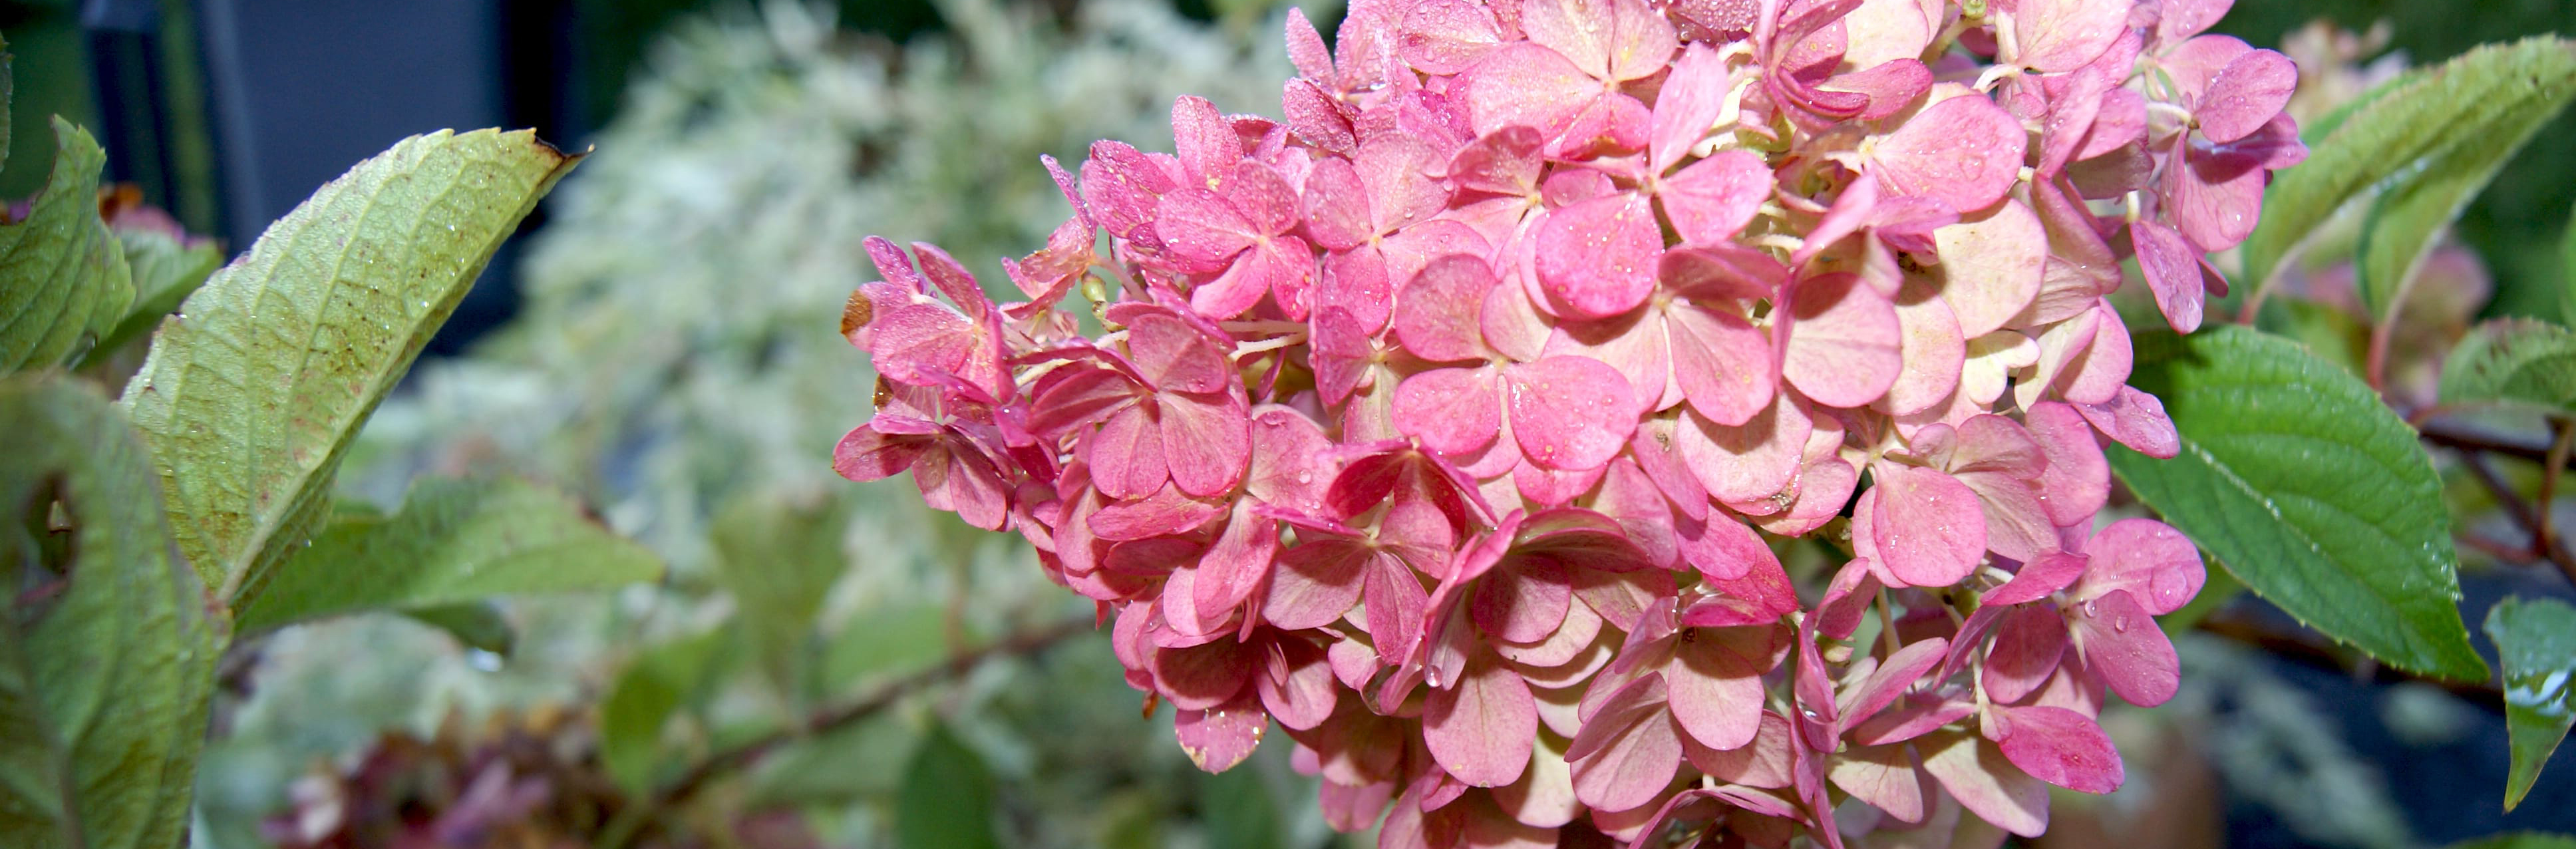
[0,51,657,842]
[2486,597,2576,812]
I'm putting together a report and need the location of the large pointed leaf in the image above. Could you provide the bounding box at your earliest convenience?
[231,476,661,634]
[898,721,1003,849]
[2242,38,2576,301]
[2485,597,2576,812]
[2107,326,2488,681]
[711,491,848,699]
[0,119,134,375]
[2353,55,2576,326]
[2440,319,2576,417]
[116,129,581,603]
[0,377,218,849]
[600,628,735,794]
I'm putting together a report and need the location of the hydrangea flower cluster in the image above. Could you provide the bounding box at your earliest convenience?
[836,0,2301,844]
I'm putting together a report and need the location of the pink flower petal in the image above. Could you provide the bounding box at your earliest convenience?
[1985,551,2090,606]
[1838,637,1951,730]
[1784,273,1903,409]
[1869,94,2028,214]
[1535,193,1663,320]
[1830,744,1928,824]
[1659,150,1774,244]
[1090,405,1170,500]
[1156,187,1261,267]
[1194,501,1279,626]
[1547,308,1676,417]
[1990,704,2124,793]
[1473,560,1576,644]
[1933,199,2048,338]
[2076,518,2205,615]
[1450,126,1548,196]
[1265,540,1368,630]
[1171,94,1243,187]
[1425,652,1539,787]
[1666,303,1776,428]
[1175,689,1268,772]
[2076,385,2180,459]
[1506,356,1639,470]
[1400,0,1506,75]
[1567,674,1685,812]
[1881,283,1967,416]
[2196,49,2297,143]
[1464,43,1602,141]
[1982,605,2069,704]
[1160,393,1251,498]
[1258,637,1338,731]
[1089,485,1223,541]
[1670,626,1779,751]
[2023,401,2110,526]
[2009,0,2130,73]
[1397,255,1504,363]
[2068,588,2181,705]
[1866,464,1987,587]
[1395,367,1506,458]
[1520,0,1677,82]
[1919,731,2050,838]
[1677,401,1811,504]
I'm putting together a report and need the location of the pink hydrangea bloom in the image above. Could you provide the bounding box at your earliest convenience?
[837,0,2299,844]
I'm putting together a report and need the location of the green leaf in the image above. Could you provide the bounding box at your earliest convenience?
[897,721,1002,849]
[231,476,661,634]
[2243,37,2576,301]
[2107,326,2489,681]
[2253,296,2370,377]
[86,229,225,363]
[744,716,915,807]
[2353,62,2576,327]
[116,129,582,604]
[2448,834,2576,849]
[600,628,733,794]
[822,603,951,692]
[2440,319,2576,417]
[0,377,218,849]
[2559,203,2576,329]
[1199,764,1283,849]
[711,491,848,698]
[399,601,516,657]
[0,119,134,375]
[2485,596,2576,812]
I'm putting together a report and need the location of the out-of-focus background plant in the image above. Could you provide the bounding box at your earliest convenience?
[3,0,2573,846]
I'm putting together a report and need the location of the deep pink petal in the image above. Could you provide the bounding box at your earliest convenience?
[1171,94,1242,187]
[1089,486,1223,541]
[1266,540,1368,629]
[1474,561,1576,644]
[1991,705,2124,793]
[1175,689,1267,772]
[1157,188,1261,266]
[833,426,929,482]
[2068,589,2181,705]
[2076,518,2205,614]
[1986,551,2090,606]
[1983,604,2069,704]
[1547,308,1675,417]
[1664,304,1775,428]
[1838,637,1950,730]
[1090,405,1170,500]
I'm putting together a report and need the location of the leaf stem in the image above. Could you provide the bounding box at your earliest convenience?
[2457,449,2576,588]
[2418,418,2556,462]
[603,616,1094,849]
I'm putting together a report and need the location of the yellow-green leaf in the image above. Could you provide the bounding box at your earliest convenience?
[2243,38,2576,303]
[711,490,848,699]
[2485,597,2576,812]
[0,377,218,849]
[2440,319,2576,417]
[600,628,734,794]
[0,119,134,375]
[86,229,224,363]
[117,129,581,604]
[231,476,661,634]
